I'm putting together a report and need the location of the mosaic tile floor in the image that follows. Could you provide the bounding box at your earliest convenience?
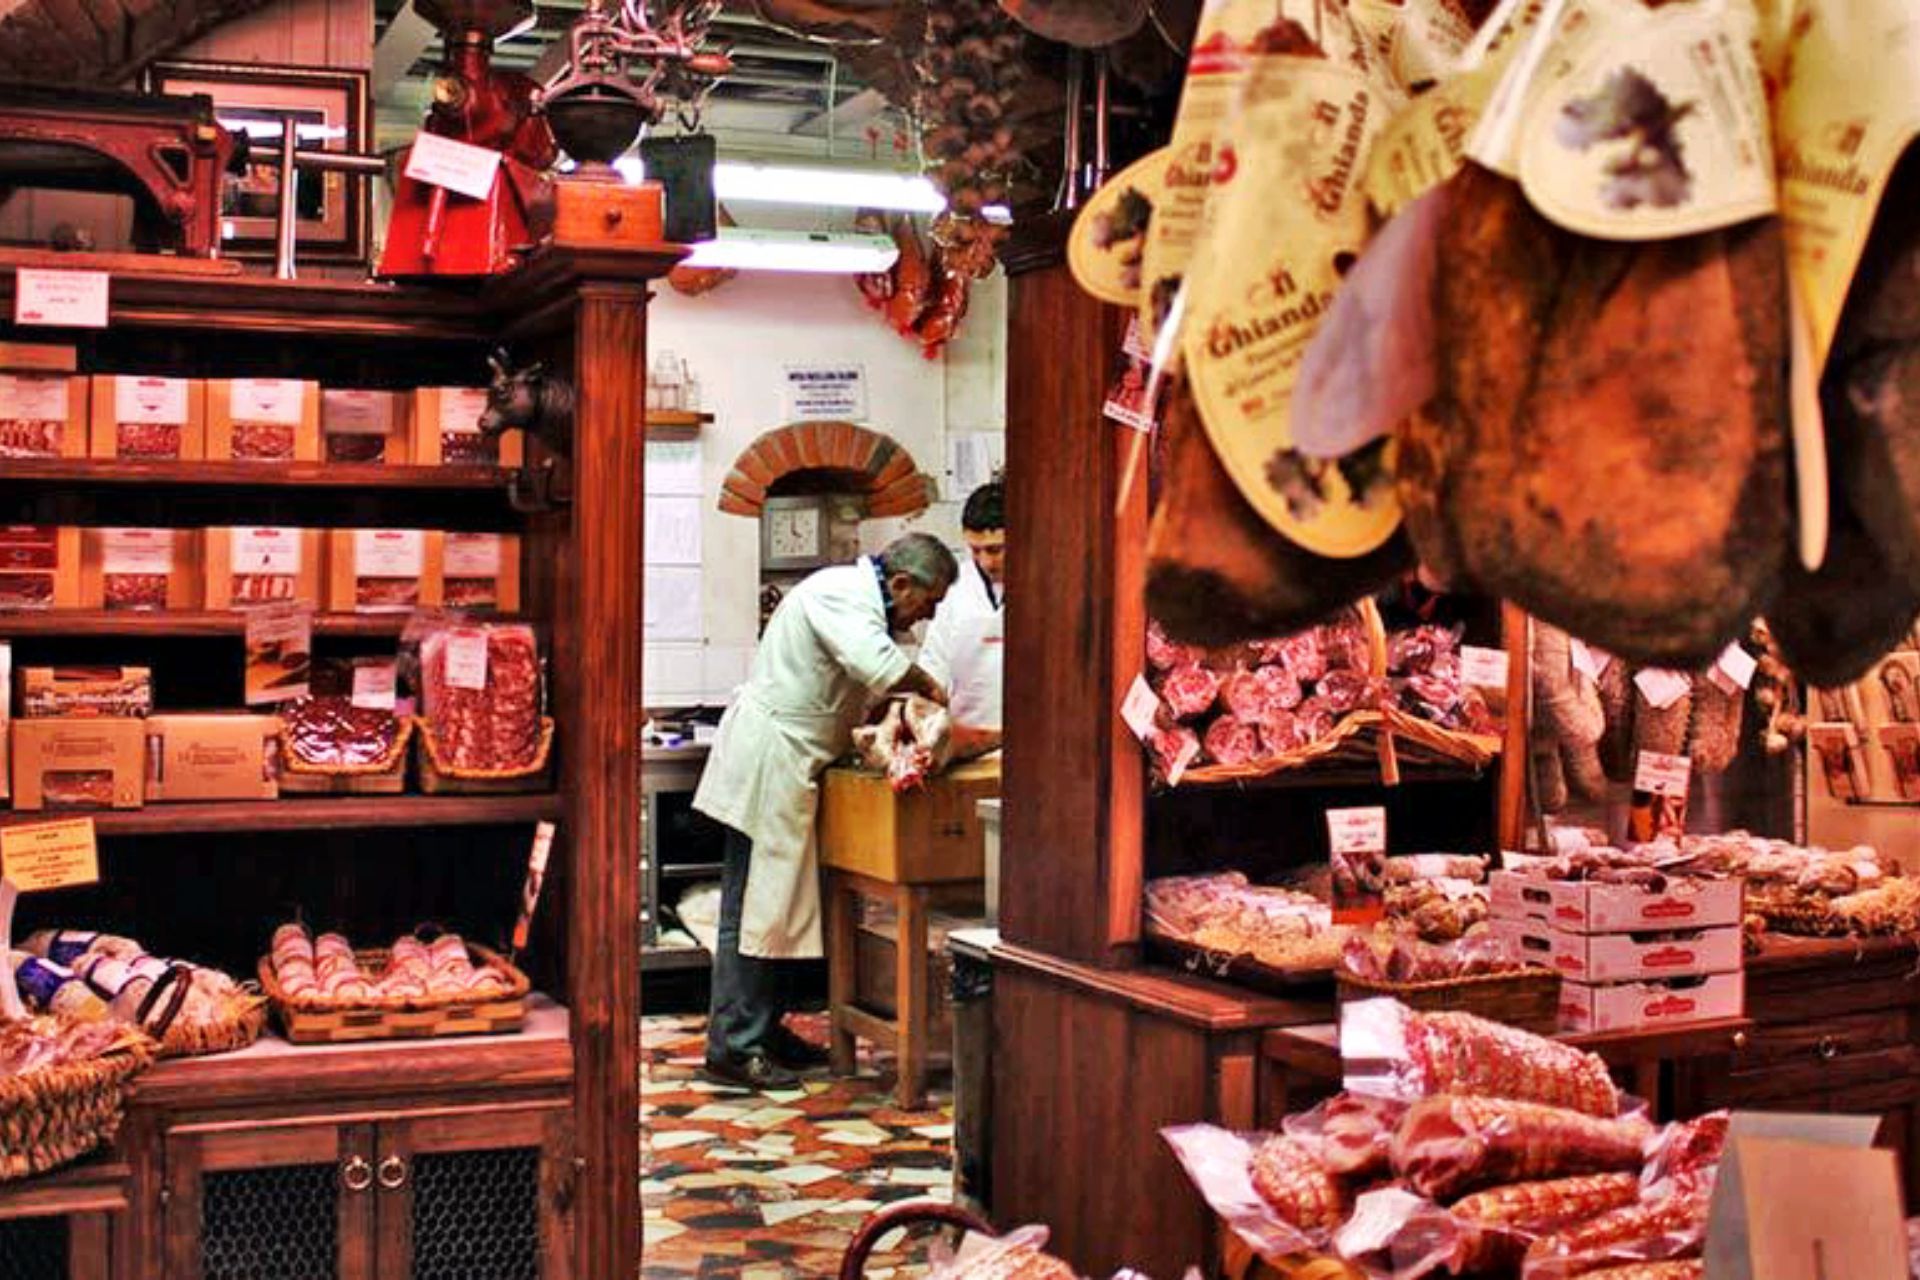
[642,1012,956,1279]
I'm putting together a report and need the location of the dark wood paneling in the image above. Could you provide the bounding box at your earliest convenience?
[1000,262,1136,966]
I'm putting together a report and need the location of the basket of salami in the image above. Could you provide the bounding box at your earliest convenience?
[260,924,529,1043]
[0,1015,153,1182]
[412,622,553,793]
[1335,924,1561,1036]
[279,696,413,794]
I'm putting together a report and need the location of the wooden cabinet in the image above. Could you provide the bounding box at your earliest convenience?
[0,1161,124,1280]
[161,1106,570,1280]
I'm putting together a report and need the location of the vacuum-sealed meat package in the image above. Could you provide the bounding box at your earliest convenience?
[1390,1096,1649,1201]
[1343,999,1621,1116]
[420,622,544,772]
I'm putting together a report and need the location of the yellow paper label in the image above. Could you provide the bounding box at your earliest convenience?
[1513,0,1776,239]
[1390,0,1479,89]
[1,818,100,892]
[1773,0,1920,367]
[1182,55,1400,558]
[1067,150,1165,307]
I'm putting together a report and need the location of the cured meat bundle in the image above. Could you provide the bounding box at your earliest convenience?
[1403,164,1789,668]
[1147,386,1413,647]
[1249,1135,1349,1229]
[281,696,403,768]
[1389,1095,1649,1201]
[1435,1172,1645,1274]
[1284,1091,1402,1178]
[420,623,543,772]
[1521,1186,1710,1278]
[1351,1002,1621,1117]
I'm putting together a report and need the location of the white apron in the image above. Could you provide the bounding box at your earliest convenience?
[918,558,1000,718]
[693,559,910,959]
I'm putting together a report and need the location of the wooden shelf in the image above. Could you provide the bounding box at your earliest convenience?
[0,610,524,639]
[644,410,711,429]
[0,459,510,491]
[0,1158,130,1222]
[1164,761,1493,793]
[0,794,561,836]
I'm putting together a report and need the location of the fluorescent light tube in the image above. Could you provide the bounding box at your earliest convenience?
[714,163,946,214]
[682,229,901,274]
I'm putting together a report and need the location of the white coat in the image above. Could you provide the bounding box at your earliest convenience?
[692,558,910,959]
[918,558,1002,727]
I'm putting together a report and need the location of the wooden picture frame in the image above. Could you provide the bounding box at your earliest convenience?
[144,61,371,265]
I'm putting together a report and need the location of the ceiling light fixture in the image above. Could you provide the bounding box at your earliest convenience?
[681,228,901,274]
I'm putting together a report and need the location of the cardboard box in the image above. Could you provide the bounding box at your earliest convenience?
[203,528,325,609]
[81,528,200,611]
[329,529,441,613]
[10,717,145,810]
[88,375,205,459]
[0,526,81,610]
[321,388,410,464]
[411,386,523,466]
[18,666,153,719]
[1558,971,1745,1034]
[1490,869,1745,934]
[145,713,279,802]
[207,378,320,462]
[0,362,89,458]
[432,532,520,612]
[819,757,1001,884]
[1496,918,1743,983]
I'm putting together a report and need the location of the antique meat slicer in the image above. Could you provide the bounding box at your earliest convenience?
[378,0,729,278]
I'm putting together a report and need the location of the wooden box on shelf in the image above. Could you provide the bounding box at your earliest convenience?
[206,378,322,463]
[143,713,280,803]
[327,529,443,614]
[0,341,88,459]
[79,528,200,611]
[87,376,205,460]
[411,387,524,467]
[820,757,1001,884]
[430,531,522,612]
[0,526,82,610]
[203,527,325,610]
[10,718,145,810]
[320,388,411,464]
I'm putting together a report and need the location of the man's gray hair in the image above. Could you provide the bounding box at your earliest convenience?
[880,532,960,589]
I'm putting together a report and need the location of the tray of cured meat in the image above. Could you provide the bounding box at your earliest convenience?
[413,622,553,793]
[1144,873,1346,992]
[260,925,529,1043]
[278,696,412,794]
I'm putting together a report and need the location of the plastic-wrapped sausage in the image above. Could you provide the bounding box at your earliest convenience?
[1433,1172,1644,1273]
[1249,1135,1349,1229]
[1345,1000,1622,1117]
[1389,1096,1649,1201]
[1521,1187,1711,1278]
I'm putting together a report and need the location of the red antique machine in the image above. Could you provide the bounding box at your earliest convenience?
[377,0,558,277]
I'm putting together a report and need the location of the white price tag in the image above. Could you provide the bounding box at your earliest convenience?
[321,389,394,435]
[1634,667,1693,710]
[1460,645,1511,688]
[404,132,503,202]
[438,386,490,436]
[350,659,397,710]
[14,269,108,328]
[1434,876,1484,902]
[1634,750,1692,798]
[445,628,490,691]
[1711,642,1758,694]
[229,379,306,425]
[354,529,424,577]
[101,528,173,574]
[1121,674,1162,742]
[1570,638,1611,682]
[233,527,301,574]
[114,377,188,425]
[1327,806,1388,855]
[443,532,502,578]
[0,373,70,421]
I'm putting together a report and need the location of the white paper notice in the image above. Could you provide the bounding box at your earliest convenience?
[350,659,398,710]
[230,379,306,425]
[645,495,703,567]
[0,374,69,421]
[354,530,424,577]
[782,364,867,422]
[404,132,504,202]
[322,389,394,435]
[233,528,301,574]
[1634,667,1693,710]
[443,533,502,578]
[115,377,188,425]
[1634,750,1692,798]
[15,269,108,329]
[646,438,704,497]
[102,528,173,574]
[644,566,703,641]
[1121,674,1161,742]
[1460,645,1511,689]
[946,432,1004,498]
[445,628,490,691]
[1327,806,1388,855]
[1569,638,1610,682]
[1711,642,1758,694]
[438,387,490,435]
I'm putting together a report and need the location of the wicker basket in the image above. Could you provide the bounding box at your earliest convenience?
[258,944,530,1043]
[1336,966,1562,1034]
[158,995,269,1059]
[1146,934,1339,994]
[0,1031,153,1182]
[414,717,554,794]
[279,718,413,795]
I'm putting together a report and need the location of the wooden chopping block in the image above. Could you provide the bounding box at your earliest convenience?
[819,756,1001,884]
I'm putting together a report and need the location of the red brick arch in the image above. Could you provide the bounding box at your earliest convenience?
[718,422,936,519]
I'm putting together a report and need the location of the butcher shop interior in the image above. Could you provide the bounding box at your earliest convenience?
[1,0,1919,1277]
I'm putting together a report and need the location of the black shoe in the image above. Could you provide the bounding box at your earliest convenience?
[763,1025,831,1071]
[701,1048,799,1091]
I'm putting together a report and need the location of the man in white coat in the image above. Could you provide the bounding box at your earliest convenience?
[918,482,1005,735]
[694,533,958,1089]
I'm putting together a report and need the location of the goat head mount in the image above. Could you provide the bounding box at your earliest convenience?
[482,347,577,459]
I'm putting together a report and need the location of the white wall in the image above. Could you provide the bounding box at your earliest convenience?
[643,268,1006,708]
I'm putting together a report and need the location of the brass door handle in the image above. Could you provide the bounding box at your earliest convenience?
[1730,1030,1749,1052]
[378,1155,407,1190]
[341,1156,373,1193]
[1817,1035,1841,1061]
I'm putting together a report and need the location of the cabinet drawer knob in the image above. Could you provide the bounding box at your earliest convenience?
[1730,1031,1749,1052]
[341,1156,373,1193]
[1817,1035,1841,1061]
[378,1155,408,1190]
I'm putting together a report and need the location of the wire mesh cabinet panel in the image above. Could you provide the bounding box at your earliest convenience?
[164,1121,375,1280]
[373,1106,572,1280]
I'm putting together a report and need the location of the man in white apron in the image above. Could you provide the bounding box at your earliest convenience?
[919,481,1005,736]
[693,533,957,1089]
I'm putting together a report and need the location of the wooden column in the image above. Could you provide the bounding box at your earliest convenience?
[999,220,1142,968]
[563,281,648,1280]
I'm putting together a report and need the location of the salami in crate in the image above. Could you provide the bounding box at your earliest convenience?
[329,529,441,613]
[415,621,551,791]
[208,378,321,462]
[0,343,87,458]
[81,528,200,611]
[88,375,205,460]
[411,386,523,466]
[0,526,81,611]
[320,388,409,463]
[203,527,324,609]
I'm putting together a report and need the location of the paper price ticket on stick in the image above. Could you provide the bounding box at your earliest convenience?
[510,821,557,960]
[1327,806,1387,925]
